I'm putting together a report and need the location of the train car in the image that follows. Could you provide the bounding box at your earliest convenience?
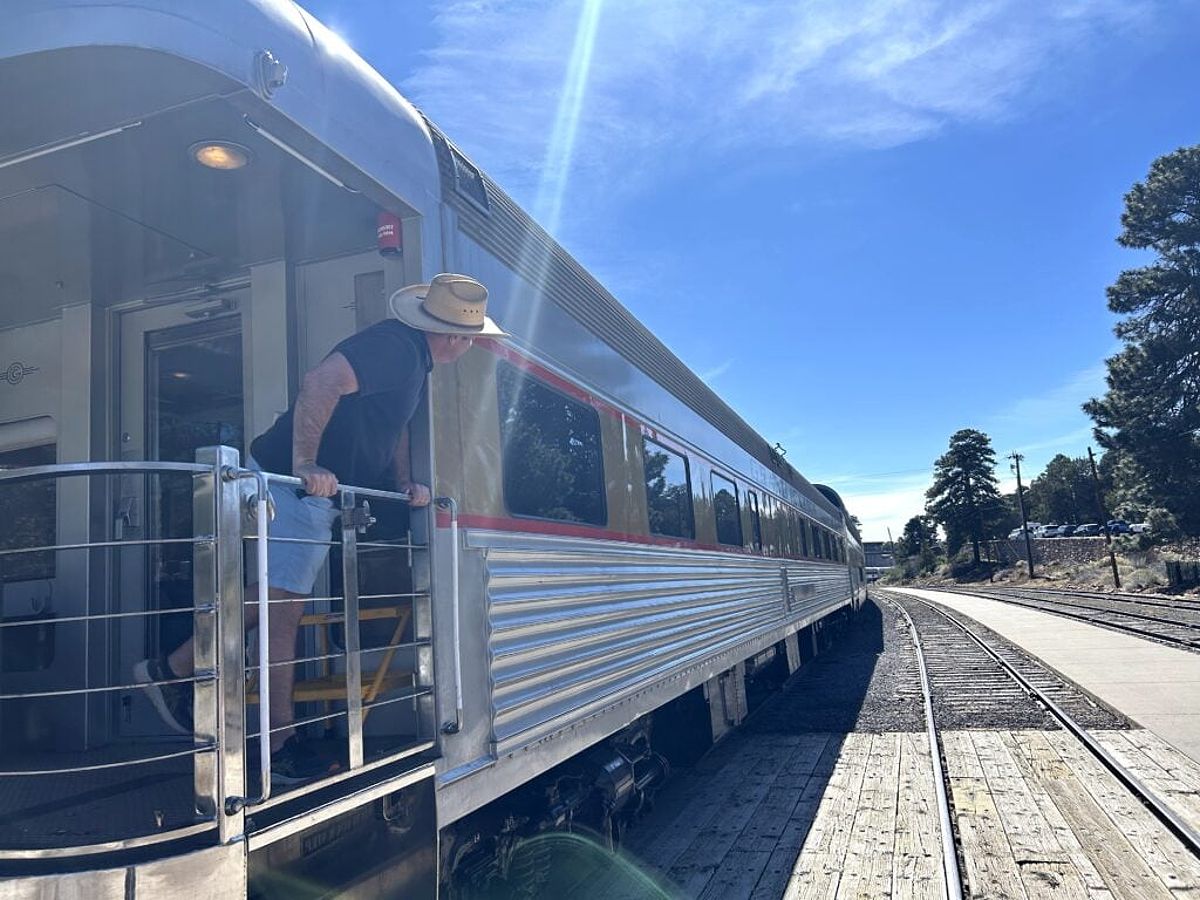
[0,2,865,896]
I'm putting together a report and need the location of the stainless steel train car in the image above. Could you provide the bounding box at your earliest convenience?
[0,2,865,896]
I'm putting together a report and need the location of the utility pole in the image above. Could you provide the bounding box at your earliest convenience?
[1009,452,1035,579]
[1087,446,1121,589]
[886,526,896,566]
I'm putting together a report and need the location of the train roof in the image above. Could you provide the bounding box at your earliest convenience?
[2,0,441,221]
[2,0,844,526]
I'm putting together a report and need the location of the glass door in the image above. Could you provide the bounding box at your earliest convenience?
[116,298,245,734]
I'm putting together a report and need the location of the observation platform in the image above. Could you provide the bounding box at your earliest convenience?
[896,587,1200,763]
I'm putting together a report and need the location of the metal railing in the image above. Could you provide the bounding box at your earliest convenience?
[0,446,437,859]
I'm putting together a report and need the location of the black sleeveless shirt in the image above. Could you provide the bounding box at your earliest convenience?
[250,321,432,490]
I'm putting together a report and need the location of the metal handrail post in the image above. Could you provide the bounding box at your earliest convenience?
[436,497,462,735]
[190,460,220,828]
[341,489,365,770]
[197,446,248,840]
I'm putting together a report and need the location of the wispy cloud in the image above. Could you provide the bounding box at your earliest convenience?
[986,362,1109,469]
[832,472,931,543]
[699,358,735,383]
[405,0,1155,202]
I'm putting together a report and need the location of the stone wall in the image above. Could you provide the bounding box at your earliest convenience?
[990,537,1110,567]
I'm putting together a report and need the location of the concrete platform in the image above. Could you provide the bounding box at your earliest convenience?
[897,587,1200,764]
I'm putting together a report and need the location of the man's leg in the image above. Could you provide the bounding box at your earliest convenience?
[261,587,307,753]
[150,586,305,754]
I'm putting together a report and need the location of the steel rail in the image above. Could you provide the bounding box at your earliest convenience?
[0,604,213,629]
[881,595,964,900]
[990,588,1200,635]
[0,460,211,484]
[940,587,1200,653]
[0,535,212,558]
[1022,586,1200,611]
[241,639,429,673]
[0,743,215,777]
[250,467,412,503]
[1021,586,1200,613]
[898,591,1200,859]
[1001,592,1200,633]
[0,672,214,701]
[969,588,1200,628]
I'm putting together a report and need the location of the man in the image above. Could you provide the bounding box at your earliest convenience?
[136,273,506,784]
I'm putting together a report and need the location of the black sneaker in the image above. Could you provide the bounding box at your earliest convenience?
[133,656,193,735]
[271,736,340,786]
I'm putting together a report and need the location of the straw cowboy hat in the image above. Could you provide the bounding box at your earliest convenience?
[388,273,507,337]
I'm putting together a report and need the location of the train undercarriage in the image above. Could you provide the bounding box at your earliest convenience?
[440,616,848,897]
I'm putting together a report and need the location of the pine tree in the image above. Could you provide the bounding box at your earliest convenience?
[1026,455,1093,524]
[925,429,1005,563]
[1084,145,1200,534]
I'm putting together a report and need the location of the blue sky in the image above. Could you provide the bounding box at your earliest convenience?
[303,0,1200,541]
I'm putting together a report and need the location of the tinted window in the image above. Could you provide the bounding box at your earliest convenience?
[763,496,779,556]
[711,472,743,546]
[0,443,56,582]
[747,491,763,552]
[643,438,694,540]
[497,363,605,525]
[800,518,811,558]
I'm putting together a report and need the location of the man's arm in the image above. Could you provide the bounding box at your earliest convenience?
[392,426,431,507]
[292,351,358,497]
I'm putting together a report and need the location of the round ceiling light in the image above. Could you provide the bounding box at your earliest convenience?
[190,141,252,171]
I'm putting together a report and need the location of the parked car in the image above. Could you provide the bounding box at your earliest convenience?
[1130,522,1151,534]
[1106,520,1132,535]
[1075,523,1102,536]
[1060,524,1078,537]
[1008,527,1034,540]
[1036,524,1061,538]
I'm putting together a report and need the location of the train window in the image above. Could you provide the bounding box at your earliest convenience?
[813,525,825,560]
[0,443,57,582]
[496,363,606,526]
[450,145,491,212]
[747,491,763,552]
[711,471,743,546]
[788,510,801,559]
[642,437,694,540]
[763,495,779,556]
[800,518,811,558]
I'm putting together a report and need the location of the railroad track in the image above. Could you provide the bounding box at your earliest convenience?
[932,584,1200,652]
[1020,586,1200,614]
[876,589,1200,900]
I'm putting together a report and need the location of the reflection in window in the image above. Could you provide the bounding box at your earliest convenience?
[711,471,743,547]
[497,363,606,526]
[747,491,763,552]
[0,443,56,582]
[642,438,694,539]
[800,518,811,558]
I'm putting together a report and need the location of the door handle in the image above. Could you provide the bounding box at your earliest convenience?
[114,496,139,539]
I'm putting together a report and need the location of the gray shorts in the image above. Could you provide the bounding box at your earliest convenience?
[249,459,340,595]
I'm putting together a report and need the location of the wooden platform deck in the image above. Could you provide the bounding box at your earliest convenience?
[619,729,1200,899]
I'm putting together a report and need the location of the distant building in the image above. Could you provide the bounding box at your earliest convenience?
[863,541,895,568]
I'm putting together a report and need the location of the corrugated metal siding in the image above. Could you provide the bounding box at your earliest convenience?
[468,531,851,752]
[424,123,837,520]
